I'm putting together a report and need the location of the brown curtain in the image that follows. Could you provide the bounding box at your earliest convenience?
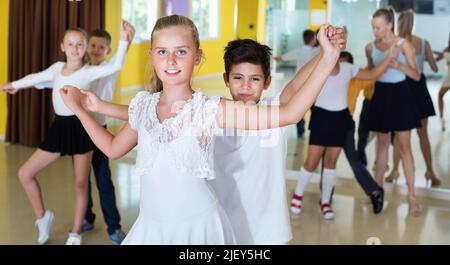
[6,0,105,146]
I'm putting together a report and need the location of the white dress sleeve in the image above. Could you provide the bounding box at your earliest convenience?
[198,95,221,137]
[84,40,129,82]
[128,91,150,131]
[11,62,62,90]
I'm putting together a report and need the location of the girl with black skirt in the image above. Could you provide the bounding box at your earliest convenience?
[386,10,441,187]
[1,22,131,244]
[365,8,422,217]
[290,47,397,219]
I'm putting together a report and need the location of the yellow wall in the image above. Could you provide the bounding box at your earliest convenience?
[195,0,236,77]
[236,0,266,43]
[237,0,257,40]
[105,0,237,88]
[107,0,267,84]
[308,0,328,31]
[0,0,10,137]
[256,0,267,43]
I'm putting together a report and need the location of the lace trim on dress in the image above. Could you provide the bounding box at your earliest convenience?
[129,91,221,180]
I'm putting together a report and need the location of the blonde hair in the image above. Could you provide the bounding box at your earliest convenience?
[398,9,414,41]
[62,27,88,43]
[145,15,201,93]
[372,7,396,33]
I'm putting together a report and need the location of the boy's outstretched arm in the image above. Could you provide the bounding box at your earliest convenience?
[60,86,136,159]
[279,27,346,105]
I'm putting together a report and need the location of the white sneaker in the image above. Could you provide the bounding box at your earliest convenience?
[35,210,55,245]
[65,232,82,245]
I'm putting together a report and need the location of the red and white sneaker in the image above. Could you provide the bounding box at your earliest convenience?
[290,194,303,214]
[319,203,335,220]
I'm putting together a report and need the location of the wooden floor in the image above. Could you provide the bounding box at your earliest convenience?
[0,70,449,245]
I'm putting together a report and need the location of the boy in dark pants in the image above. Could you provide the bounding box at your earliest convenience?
[81,28,135,244]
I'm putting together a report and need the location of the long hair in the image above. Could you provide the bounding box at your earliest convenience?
[398,9,414,41]
[146,15,201,93]
[373,7,396,34]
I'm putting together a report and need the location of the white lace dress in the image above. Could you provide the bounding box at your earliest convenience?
[122,91,235,245]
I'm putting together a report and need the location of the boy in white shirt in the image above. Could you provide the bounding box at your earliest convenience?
[211,33,345,244]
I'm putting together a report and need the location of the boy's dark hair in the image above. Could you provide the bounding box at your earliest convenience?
[303,29,316,45]
[339,51,354,64]
[224,39,272,81]
[90,29,112,46]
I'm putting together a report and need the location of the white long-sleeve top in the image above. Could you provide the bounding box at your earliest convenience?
[35,55,119,125]
[12,40,128,116]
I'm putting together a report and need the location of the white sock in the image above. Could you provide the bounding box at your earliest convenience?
[321,168,336,204]
[294,167,314,196]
